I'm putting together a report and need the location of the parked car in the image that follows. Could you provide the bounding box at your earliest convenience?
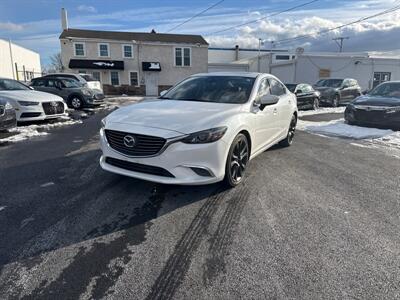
[100,72,298,187]
[44,73,103,93]
[0,99,17,131]
[345,81,400,130]
[0,78,67,122]
[30,76,105,109]
[285,83,320,110]
[79,74,103,93]
[314,78,361,107]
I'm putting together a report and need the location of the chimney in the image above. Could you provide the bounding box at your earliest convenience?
[235,45,239,61]
[61,8,68,30]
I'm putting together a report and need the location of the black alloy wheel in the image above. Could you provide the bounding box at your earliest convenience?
[224,133,249,187]
[279,114,297,147]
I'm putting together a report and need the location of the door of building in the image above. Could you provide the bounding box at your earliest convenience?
[145,72,159,96]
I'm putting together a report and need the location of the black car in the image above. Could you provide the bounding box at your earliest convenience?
[314,78,361,107]
[285,83,320,110]
[0,99,17,131]
[30,76,104,109]
[345,81,400,130]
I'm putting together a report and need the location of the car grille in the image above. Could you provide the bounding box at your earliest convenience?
[105,129,167,157]
[105,157,174,178]
[354,110,386,122]
[42,102,64,115]
[0,105,4,116]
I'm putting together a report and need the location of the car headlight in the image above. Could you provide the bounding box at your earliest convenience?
[82,89,92,96]
[18,101,39,106]
[101,118,106,129]
[182,127,227,144]
[5,102,13,109]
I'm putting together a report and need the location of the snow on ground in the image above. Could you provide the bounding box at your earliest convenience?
[0,118,82,144]
[298,118,400,151]
[298,107,345,117]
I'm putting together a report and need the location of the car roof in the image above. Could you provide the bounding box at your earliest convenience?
[194,72,263,78]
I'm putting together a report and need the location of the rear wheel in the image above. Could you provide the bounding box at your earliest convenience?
[312,98,319,110]
[224,133,249,187]
[332,95,340,107]
[279,114,297,147]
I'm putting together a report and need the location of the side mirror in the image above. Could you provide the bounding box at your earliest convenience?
[295,89,303,95]
[260,94,279,106]
[160,90,168,97]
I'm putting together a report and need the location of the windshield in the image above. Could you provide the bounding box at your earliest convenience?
[315,79,343,88]
[0,79,30,91]
[60,78,82,88]
[161,76,256,104]
[369,82,400,99]
[81,74,96,82]
[285,84,297,93]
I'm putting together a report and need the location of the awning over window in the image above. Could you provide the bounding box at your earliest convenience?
[142,62,161,71]
[69,59,124,70]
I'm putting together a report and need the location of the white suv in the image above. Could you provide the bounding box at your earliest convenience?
[100,73,297,187]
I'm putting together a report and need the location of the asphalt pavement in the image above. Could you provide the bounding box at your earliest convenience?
[0,109,399,299]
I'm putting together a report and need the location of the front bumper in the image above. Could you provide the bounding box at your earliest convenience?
[16,102,68,122]
[99,128,228,185]
[345,107,400,129]
[84,93,105,106]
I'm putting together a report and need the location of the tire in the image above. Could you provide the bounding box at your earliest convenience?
[332,95,340,107]
[224,133,249,187]
[279,114,297,147]
[312,98,319,110]
[69,96,84,110]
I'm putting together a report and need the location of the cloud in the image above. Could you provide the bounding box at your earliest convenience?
[0,21,24,31]
[77,5,97,13]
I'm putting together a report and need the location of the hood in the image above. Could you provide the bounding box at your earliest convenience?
[106,99,242,134]
[353,95,400,107]
[0,90,64,102]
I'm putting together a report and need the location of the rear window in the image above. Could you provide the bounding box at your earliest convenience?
[81,74,96,82]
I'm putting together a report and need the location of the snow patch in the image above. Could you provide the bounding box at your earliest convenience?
[0,206,6,212]
[299,107,345,117]
[40,182,55,188]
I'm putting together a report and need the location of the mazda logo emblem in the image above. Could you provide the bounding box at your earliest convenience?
[123,135,136,148]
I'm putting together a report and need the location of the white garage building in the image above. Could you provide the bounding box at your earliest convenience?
[208,48,400,91]
[0,39,42,81]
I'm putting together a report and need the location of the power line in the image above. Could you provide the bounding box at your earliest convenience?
[206,0,320,35]
[166,0,225,33]
[273,2,400,46]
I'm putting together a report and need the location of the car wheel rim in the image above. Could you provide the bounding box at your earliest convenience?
[72,98,81,108]
[288,117,297,143]
[230,137,248,184]
[313,99,319,110]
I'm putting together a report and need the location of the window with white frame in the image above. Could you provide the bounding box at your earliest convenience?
[175,47,191,67]
[123,45,133,58]
[98,43,109,57]
[130,71,139,86]
[74,43,85,56]
[110,71,119,86]
[92,71,101,82]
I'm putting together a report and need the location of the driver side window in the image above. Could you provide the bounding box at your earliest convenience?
[269,78,286,96]
[255,79,270,103]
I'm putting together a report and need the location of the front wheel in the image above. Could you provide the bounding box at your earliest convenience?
[69,96,84,110]
[279,114,297,147]
[224,133,249,187]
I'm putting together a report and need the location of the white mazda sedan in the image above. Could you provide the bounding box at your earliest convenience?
[0,78,67,122]
[100,73,297,187]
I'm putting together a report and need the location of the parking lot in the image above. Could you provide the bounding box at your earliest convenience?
[0,101,399,299]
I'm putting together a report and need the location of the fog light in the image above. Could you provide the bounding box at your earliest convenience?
[190,167,212,177]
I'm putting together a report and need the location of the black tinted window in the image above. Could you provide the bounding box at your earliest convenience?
[31,79,46,87]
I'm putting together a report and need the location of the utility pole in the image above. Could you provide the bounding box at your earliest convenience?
[332,37,349,53]
[257,38,264,72]
[268,41,275,73]
[8,39,15,79]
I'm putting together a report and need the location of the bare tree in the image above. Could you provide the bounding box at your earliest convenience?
[46,52,64,73]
